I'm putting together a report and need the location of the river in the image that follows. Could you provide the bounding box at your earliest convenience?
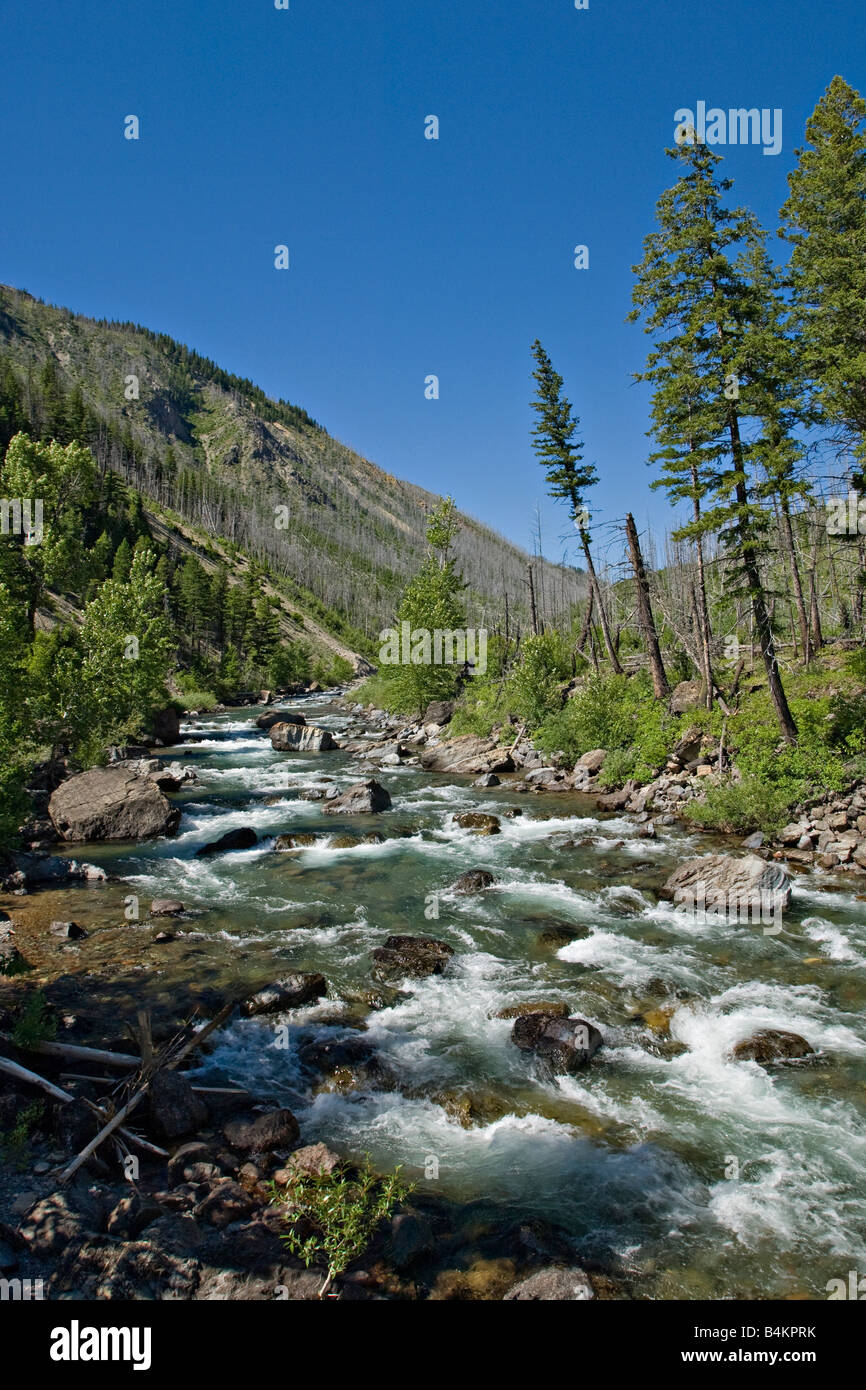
[16,691,866,1299]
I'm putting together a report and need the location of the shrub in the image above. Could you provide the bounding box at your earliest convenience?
[505,632,573,728]
[683,775,794,837]
[272,1158,413,1297]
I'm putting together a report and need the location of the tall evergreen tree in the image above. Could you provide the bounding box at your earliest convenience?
[529,340,623,674]
[630,141,798,741]
[780,76,866,470]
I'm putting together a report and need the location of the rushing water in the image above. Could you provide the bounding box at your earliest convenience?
[41,693,866,1298]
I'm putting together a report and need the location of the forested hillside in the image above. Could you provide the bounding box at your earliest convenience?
[0,285,584,643]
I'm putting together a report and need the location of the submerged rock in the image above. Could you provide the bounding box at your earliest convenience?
[455,812,501,835]
[371,934,455,980]
[48,766,181,842]
[730,1030,815,1065]
[223,1109,300,1154]
[495,1000,570,1020]
[196,827,259,857]
[151,898,185,917]
[453,868,496,894]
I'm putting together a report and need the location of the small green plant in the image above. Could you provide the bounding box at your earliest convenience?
[272,1158,413,1297]
[0,1099,44,1170]
[683,774,794,837]
[11,991,57,1050]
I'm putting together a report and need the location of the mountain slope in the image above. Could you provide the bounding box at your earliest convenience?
[0,285,585,653]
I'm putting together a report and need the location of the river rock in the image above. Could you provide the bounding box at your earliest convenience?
[223,1108,300,1154]
[423,700,455,726]
[420,735,515,776]
[274,833,318,850]
[323,780,392,815]
[273,1143,342,1184]
[495,1000,570,1020]
[49,919,88,940]
[455,812,501,835]
[150,706,182,744]
[196,826,259,856]
[453,869,496,894]
[147,1072,209,1140]
[151,898,185,917]
[511,1013,603,1074]
[730,1030,815,1064]
[371,934,455,980]
[256,710,305,731]
[48,766,181,842]
[270,722,336,752]
[240,972,328,1017]
[664,853,792,912]
[504,1266,594,1300]
[577,748,607,774]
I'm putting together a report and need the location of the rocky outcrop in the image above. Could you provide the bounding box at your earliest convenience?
[510,1013,603,1074]
[48,766,181,842]
[371,934,455,980]
[730,1030,815,1064]
[269,722,336,752]
[664,853,793,914]
[420,735,515,777]
[322,780,392,815]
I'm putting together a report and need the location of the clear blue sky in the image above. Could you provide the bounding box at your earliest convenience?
[1,0,863,566]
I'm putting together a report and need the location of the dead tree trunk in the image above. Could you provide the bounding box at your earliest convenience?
[625,512,669,699]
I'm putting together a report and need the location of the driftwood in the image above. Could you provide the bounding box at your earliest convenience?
[0,1055,168,1158]
[0,1035,139,1069]
[58,1001,235,1184]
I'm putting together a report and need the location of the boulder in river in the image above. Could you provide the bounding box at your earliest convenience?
[49,920,88,940]
[147,1071,208,1140]
[664,853,792,915]
[49,766,181,842]
[256,710,306,731]
[240,972,328,1017]
[511,1013,603,1074]
[495,1000,569,1020]
[371,934,455,980]
[576,748,607,775]
[730,1030,815,1064]
[269,722,336,752]
[504,1266,594,1301]
[223,1108,300,1154]
[453,868,496,894]
[196,826,259,857]
[420,735,515,776]
[455,812,501,835]
[323,780,392,815]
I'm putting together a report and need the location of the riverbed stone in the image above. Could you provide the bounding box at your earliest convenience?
[511,1013,603,1074]
[323,780,392,815]
[151,898,185,917]
[196,827,259,856]
[239,972,328,1017]
[453,869,496,894]
[148,1072,209,1140]
[270,722,336,752]
[223,1108,300,1154]
[256,710,305,730]
[495,1000,569,1020]
[49,765,181,842]
[503,1266,594,1300]
[371,934,455,980]
[455,812,501,835]
[663,853,792,913]
[730,1030,815,1064]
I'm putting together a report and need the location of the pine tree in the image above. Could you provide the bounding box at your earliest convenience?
[112,537,133,583]
[780,76,866,469]
[529,340,623,674]
[630,140,798,741]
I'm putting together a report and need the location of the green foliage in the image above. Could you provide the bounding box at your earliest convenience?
[505,631,572,728]
[534,671,674,783]
[0,1099,44,1170]
[377,499,467,715]
[684,775,794,837]
[11,991,57,1050]
[449,634,513,737]
[273,1158,413,1294]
